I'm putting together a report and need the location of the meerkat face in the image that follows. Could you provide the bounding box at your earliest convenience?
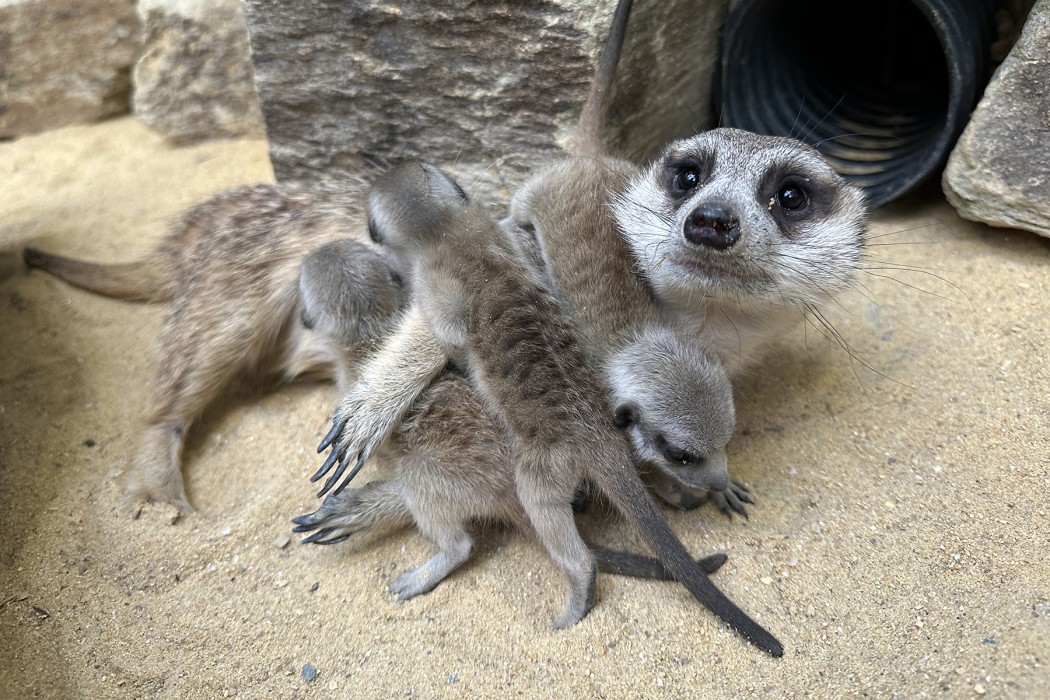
[366,163,470,254]
[607,329,736,493]
[614,128,867,311]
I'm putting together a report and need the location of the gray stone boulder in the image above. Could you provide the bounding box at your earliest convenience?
[0,0,142,139]
[133,0,265,143]
[943,0,1050,238]
[242,0,727,201]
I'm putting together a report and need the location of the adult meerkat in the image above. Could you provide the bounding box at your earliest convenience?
[315,0,867,512]
[354,161,782,654]
[23,180,409,511]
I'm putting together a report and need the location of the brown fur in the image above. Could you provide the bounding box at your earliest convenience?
[24,178,408,511]
[504,156,739,506]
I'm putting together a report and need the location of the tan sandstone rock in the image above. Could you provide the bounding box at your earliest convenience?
[0,0,141,139]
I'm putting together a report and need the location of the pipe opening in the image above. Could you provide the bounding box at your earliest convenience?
[720,0,996,207]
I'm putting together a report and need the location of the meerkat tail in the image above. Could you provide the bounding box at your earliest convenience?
[590,545,727,580]
[23,248,174,303]
[571,0,633,158]
[594,463,784,657]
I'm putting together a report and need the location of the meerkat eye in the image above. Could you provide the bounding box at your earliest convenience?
[613,404,638,428]
[366,214,383,243]
[673,166,702,193]
[776,182,808,211]
[655,434,695,464]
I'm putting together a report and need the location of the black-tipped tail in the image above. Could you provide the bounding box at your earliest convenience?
[596,463,784,657]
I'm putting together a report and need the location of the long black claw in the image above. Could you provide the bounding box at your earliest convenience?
[310,448,340,483]
[729,497,749,519]
[300,527,338,544]
[730,479,753,502]
[332,453,367,496]
[317,451,354,497]
[291,512,319,528]
[317,418,344,453]
[719,498,749,520]
[299,527,352,545]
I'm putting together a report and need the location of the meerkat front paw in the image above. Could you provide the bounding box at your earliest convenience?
[312,386,393,497]
[293,479,412,545]
[711,479,754,519]
[294,491,363,545]
[292,487,371,544]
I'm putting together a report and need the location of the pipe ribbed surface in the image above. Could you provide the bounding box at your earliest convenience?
[719,0,997,207]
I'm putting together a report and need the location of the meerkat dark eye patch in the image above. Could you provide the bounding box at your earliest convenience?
[661,155,709,198]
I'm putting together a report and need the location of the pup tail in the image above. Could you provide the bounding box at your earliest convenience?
[594,459,784,657]
[590,543,728,580]
[571,0,633,158]
[23,247,173,303]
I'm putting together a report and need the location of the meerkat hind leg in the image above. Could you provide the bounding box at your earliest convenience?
[124,423,190,512]
[389,527,474,600]
[516,466,597,629]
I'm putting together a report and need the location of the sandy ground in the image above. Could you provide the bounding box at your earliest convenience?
[0,117,1047,698]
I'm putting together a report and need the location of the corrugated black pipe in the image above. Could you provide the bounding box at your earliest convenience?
[718,0,998,207]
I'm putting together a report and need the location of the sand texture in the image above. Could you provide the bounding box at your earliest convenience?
[0,118,1048,698]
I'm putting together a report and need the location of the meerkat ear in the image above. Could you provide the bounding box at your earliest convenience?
[613,402,639,428]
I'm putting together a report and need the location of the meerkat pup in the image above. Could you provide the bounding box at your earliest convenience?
[293,370,731,591]
[356,161,781,654]
[23,179,409,511]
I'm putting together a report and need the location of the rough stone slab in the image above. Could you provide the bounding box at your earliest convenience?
[0,0,142,139]
[943,0,1050,238]
[133,0,265,143]
[242,0,727,201]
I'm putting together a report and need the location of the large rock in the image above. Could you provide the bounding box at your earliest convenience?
[943,0,1050,238]
[0,0,141,139]
[133,0,265,143]
[242,0,727,200]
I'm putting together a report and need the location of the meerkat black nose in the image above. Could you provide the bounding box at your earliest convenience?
[684,205,740,250]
